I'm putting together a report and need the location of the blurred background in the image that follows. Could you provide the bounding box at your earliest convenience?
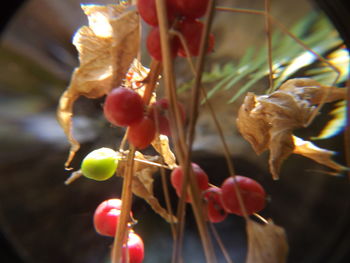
[0,0,349,262]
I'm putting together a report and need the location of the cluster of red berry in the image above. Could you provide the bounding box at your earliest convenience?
[103,87,185,149]
[103,87,152,149]
[93,199,144,263]
[170,163,267,223]
[137,0,214,60]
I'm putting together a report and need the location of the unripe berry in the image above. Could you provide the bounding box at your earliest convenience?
[81,148,118,181]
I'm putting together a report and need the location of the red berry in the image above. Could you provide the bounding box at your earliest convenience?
[177,18,214,57]
[137,0,176,26]
[104,87,145,127]
[171,0,209,19]
[149,98,185,136]
[146,27,179,61]
[128,116,156,149]
[171,163,209,202]
[93,199,125,237]
[122,232,144,263]
[220,176,266,216]
[203,187,227,223]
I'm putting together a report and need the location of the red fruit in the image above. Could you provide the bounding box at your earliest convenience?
[104,87,145,127]
[221,176,266,216]
[137,0,177,26]
[146,27,179,61]
[171,163,209,202]
[128,116,156,149]
[150,98,185,136]
[171,0,209,19]
[122,232,144,263]
[203,187,227,223]
[94,199,125,237]
[177,18,214,57]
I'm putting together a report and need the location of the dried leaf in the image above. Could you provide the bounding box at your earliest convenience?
[57,4,139,167]
[152,135,177,169]
[237,78,346,179]
[246,219,288,263]
[117,151,177,223]
[278,78,347,104]
[293,136,347,173]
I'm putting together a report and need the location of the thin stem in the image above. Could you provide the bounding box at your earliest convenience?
[153,1,187,261]
[142,60,162,105]
[119,129,129,151]
[169,29,196,75]
[183,0,218,262]
[153,112,177,237]
[264,0,274,93]
[111,148,136,263]
[216,6,265,16]
[200,85,248,220]
[209,223,234,263]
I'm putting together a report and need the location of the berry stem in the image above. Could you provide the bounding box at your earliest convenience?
[142,59,162,105]
[152,1,186,261]
[209,223,234,263]
[169,29,196,75]
[111,147,136,263]
[180,1,218,262]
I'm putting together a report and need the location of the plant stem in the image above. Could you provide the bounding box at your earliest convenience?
[111,147,136,263]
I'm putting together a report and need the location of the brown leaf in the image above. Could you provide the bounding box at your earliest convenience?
[152,135,177,169]
[57,4,139,167]
[246,219,288,263]
[293,136,347,173]
[117,151,177,223]
[237,78,346,179]
[279,78,347,104]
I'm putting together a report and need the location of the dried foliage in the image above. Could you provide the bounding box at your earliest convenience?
[237,78,347,179]
[117,151,177,223]
[292,136,347,173]
[246,219,288,263]
[152,135,177,169]
[57,4,139,167]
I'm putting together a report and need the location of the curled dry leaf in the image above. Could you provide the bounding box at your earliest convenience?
[246,219,288,263]
[152,135,177,169]
[237,78,347,179]
[117,151,177,223]
[57,4,139,167]
[292,136,347,172]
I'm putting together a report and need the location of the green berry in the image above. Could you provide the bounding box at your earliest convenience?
[81,148,118,181]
